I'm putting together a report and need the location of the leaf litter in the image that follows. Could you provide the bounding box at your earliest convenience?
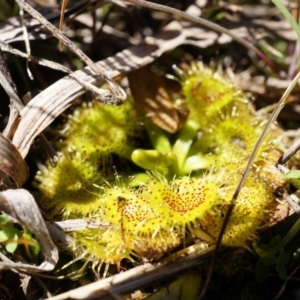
[0,0,300,299]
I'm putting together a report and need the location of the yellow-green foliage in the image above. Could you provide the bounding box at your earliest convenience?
[180,62,239,121]
[176,62,272,171]
[37,99,143,218]
[36,62,285,270]
[63,99,141,161]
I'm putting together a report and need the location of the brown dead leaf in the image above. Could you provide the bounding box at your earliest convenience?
[128,66,180,133]
[0,133,28,188]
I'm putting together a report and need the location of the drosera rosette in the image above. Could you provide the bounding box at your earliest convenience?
[182,101,269,171]
[39,162,278,271]
[39,151,280,269]
[132,62,285,177]
[174,61,286,173]
[61,97,144,162]
[198,164,277,247]
[174,61,245,127]
[68,175,185,268]
[36,97,145,219]
[36,150,104,219]
[36,61,288,277]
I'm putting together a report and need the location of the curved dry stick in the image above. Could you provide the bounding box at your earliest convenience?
[278,138,300,165]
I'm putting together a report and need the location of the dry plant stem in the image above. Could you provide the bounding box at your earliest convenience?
[0,48,23,139]
[47,244,214,300]
[276,164,300,214]
[273,265,300,299]
[285,194,300,215]
[278,138,300,165]
[51,219,110,231]
[0,49,23,112]
[122,0,280,75]
[198,70,300,299]
[19,7,33,80]
[59,0,68,51]
[14,0,126,103]
[0,47,55,161]
[233,70,300,205]
[32,275,53,299]
[46,222,75,253]
[0,41,118,161]
[2,107,19,140]
[0,42,116,104]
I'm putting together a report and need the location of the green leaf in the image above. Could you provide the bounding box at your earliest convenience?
[30,241,40,258]
[6,241,18,253]
[5,233,19,253]
[22,233,40,258]
[284,170,300,179]
[272,0,300,41]
[144,270,202,300]
[0,215,10,223]
[131,149,164,170]
[255,261,270,284]
[0,226,19,242]
[260,255,277,266]
[0,231,9,242]
[261,235,282,253]
[277,248,290,265]
[276,262,287,280]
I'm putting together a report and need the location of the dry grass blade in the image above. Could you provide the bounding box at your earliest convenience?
[278,138,300,165]
[58,0,68,51]
[0,48,23,139]
[0,42,118,105]
[0,50,23,112]
[46,222,75,253]
[0,133,28,188]
[0,189,58,272]
[0,46,56,164]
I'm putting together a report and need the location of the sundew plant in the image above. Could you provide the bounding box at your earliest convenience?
[36,62,287,274]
